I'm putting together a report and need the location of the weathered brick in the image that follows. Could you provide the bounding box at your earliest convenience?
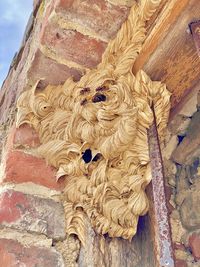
[0,238,64,267]
[0,70,17,124]
[40,22,107,68]
[55,0,130,40]
[2,125,65,190]
[0,190,65,239]
[189,233,200,260]
[175,259,187,267]
[28,49,82,86]
[13,124,40,148]
[3,150,65,191]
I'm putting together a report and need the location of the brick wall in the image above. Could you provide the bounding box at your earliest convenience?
[1,0,199,266]
[163,89,200,267]
[0,0,133,266]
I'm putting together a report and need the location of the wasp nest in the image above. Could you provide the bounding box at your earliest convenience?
[16,0,170,244]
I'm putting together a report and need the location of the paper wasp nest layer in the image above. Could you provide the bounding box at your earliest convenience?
[16,0,170,244]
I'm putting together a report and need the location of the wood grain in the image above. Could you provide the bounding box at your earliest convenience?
[133,0,190,73]
[78,216,155,267]
[134,0,200,108]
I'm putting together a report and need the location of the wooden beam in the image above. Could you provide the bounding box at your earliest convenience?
[133,0,190,73]
[138,0,200,108]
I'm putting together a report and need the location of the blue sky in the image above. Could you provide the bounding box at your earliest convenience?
[0,0,33,87]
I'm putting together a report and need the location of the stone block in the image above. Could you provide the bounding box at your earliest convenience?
[55,0,130,40]
[40,21,107,68]
[180,190,200,230]
[189,233,200,260]
[0,238,64,267]
[0,190,65,239]
[172,111,200,165]
[170,215,186,244]
[28,49,82,86]
[168,114,191,136]
[3,150,65,191]
[163,159,176,187]
[163,135,178,160]
[178,93,197,117]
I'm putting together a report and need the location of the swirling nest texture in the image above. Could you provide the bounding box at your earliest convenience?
[16,0,171,244]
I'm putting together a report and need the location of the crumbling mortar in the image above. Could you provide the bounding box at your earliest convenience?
[55,235,81,267]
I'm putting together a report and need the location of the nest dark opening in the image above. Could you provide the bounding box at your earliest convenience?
[82,149,92,163]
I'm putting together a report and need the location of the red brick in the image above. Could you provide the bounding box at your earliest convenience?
[28,49,82,87]
[3,150,65,191]
[0,190,65,239]
[55,0,130,40]
[175,259,187,267]
[3,126,65,191]
[0,191,29,223]
[40,22,107,68]
[13,124,40,148]
[0,248,16,267]
[0,238,64,267]
[189,233,200,260]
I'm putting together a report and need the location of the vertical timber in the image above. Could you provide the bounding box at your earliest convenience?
[147,105,175,267]
[78,216,155,267]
